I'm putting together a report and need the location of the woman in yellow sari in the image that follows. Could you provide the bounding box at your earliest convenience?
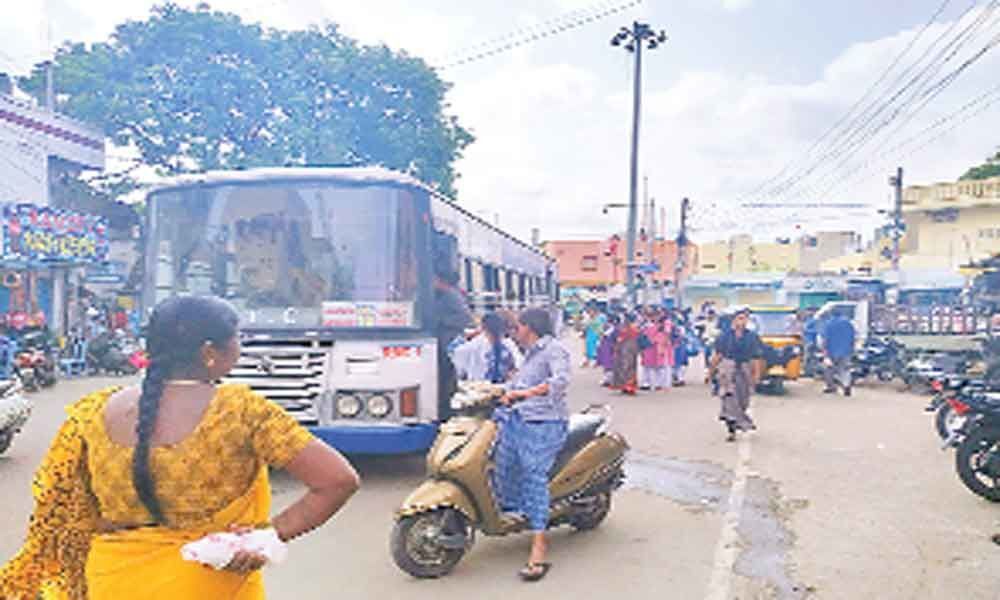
[0,296,360,599]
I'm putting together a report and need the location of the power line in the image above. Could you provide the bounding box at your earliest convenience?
[719,2,1000,232]
[735,0,957,208]
[786,2,1000,204]
[438,0,642,70]
[769,1,994,208]
[436,0,624,63]
[795,9,1000,208]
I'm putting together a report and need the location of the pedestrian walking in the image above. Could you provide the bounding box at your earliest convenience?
[639,315,672,391]
[709,307,763,441]
[612,312,641,395]
[822,310,856,396]
[596,313,618,386]
[0,296,361,599]
[582,307,606,368]
[452,311,522,383]
[672,320,692,387]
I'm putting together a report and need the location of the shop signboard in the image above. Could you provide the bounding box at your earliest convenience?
[2,204,109,265]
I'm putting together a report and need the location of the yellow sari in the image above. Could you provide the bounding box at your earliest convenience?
[0,387,312,600]
[83,466,269,600]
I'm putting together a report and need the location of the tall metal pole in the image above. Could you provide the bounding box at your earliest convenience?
[675,197,690,308]
[891,166,903,273]
[625,23,643,308]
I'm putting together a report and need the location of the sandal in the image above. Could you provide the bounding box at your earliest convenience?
[518,562,551,582]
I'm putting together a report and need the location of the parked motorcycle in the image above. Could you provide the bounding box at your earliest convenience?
[851,337,905,383]
[391,381,629,578]
[928,376,986,445]
[87,330,142,376]
[903,351,977,393]
[14,330,58,392]
[946,388,1000,501]
[0,378,30,455]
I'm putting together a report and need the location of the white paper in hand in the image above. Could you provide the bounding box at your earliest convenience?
[180,528,288,570]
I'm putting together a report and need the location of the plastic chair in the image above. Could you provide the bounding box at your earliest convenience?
[59,339,88,377]
[0,337,15,380]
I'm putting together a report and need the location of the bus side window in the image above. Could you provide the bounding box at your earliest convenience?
[519,273,527,304]
[463,257,473,294]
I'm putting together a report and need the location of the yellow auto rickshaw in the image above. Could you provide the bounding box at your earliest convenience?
[749,305,804,394]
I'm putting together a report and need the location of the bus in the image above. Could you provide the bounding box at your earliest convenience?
[142,166,558,454]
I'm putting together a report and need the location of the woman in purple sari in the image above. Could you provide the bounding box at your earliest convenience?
[596,313,618,386]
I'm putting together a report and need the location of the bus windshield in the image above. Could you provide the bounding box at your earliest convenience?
[146,181,423,329]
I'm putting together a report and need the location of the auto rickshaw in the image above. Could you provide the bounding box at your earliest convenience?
[749,305,804,394]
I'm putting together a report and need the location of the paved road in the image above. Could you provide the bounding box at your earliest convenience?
[2,346,1000,599]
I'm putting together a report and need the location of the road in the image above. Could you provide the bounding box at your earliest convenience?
[2,343,1000,599]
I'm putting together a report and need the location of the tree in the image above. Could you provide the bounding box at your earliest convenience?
[960,148,1000,181]
[18,3,473,196]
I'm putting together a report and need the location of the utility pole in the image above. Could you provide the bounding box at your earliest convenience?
[611,22,667,308]
[675,197,690,308]
[889,167,904,274]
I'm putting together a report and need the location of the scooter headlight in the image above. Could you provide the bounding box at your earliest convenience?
[337,393,363,418]
[367,394,392,418]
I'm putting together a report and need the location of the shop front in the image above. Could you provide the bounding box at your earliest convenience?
[0,203,110,337]
[783,275,846,309]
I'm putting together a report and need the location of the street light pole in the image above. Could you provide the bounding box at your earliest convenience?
[612,22,667,308]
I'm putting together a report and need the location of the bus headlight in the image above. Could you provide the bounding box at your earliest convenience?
[367,394,392,418]
[337,393,363,418]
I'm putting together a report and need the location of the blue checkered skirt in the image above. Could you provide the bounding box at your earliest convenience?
[493,408,568,531]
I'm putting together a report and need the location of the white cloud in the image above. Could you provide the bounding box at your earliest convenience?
[4,1,1000,248]
[721,0,753,12]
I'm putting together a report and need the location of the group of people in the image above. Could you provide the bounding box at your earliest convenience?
[580,304,701,395]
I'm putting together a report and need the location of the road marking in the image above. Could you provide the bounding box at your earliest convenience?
[705,434,752,600]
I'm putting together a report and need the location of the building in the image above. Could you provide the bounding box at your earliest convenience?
[0,93,107,336]
[543,237,696,288]
[896,175,1000,271]
[697,231,859,275]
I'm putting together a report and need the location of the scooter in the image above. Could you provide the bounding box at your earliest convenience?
[391,381,629,578]
[0,377,30,455]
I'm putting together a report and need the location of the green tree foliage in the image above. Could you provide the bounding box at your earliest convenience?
[19,3,473,196]
[960,148,1000,181]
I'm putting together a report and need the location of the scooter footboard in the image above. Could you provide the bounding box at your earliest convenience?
[396,479,479,523]
[550,433,628,500]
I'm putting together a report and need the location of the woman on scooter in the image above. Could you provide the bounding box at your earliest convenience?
[496,308,570,582]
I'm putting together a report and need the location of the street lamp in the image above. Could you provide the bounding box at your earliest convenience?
[611,21,667,308]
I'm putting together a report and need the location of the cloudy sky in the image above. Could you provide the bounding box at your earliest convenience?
[2,0,999,244]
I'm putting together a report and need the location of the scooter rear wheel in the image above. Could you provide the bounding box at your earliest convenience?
[391,509,468,578]
[0,430,12,455]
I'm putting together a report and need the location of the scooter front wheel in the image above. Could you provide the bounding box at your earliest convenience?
[571,491,612,531]
[0,429,13,455]
[391,509,468,579]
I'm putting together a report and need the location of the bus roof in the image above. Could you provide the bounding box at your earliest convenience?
[146,166,426,194]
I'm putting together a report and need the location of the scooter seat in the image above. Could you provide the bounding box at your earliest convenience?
[550,413,605,477]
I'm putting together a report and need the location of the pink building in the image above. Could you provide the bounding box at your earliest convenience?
[543,238,697,288]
